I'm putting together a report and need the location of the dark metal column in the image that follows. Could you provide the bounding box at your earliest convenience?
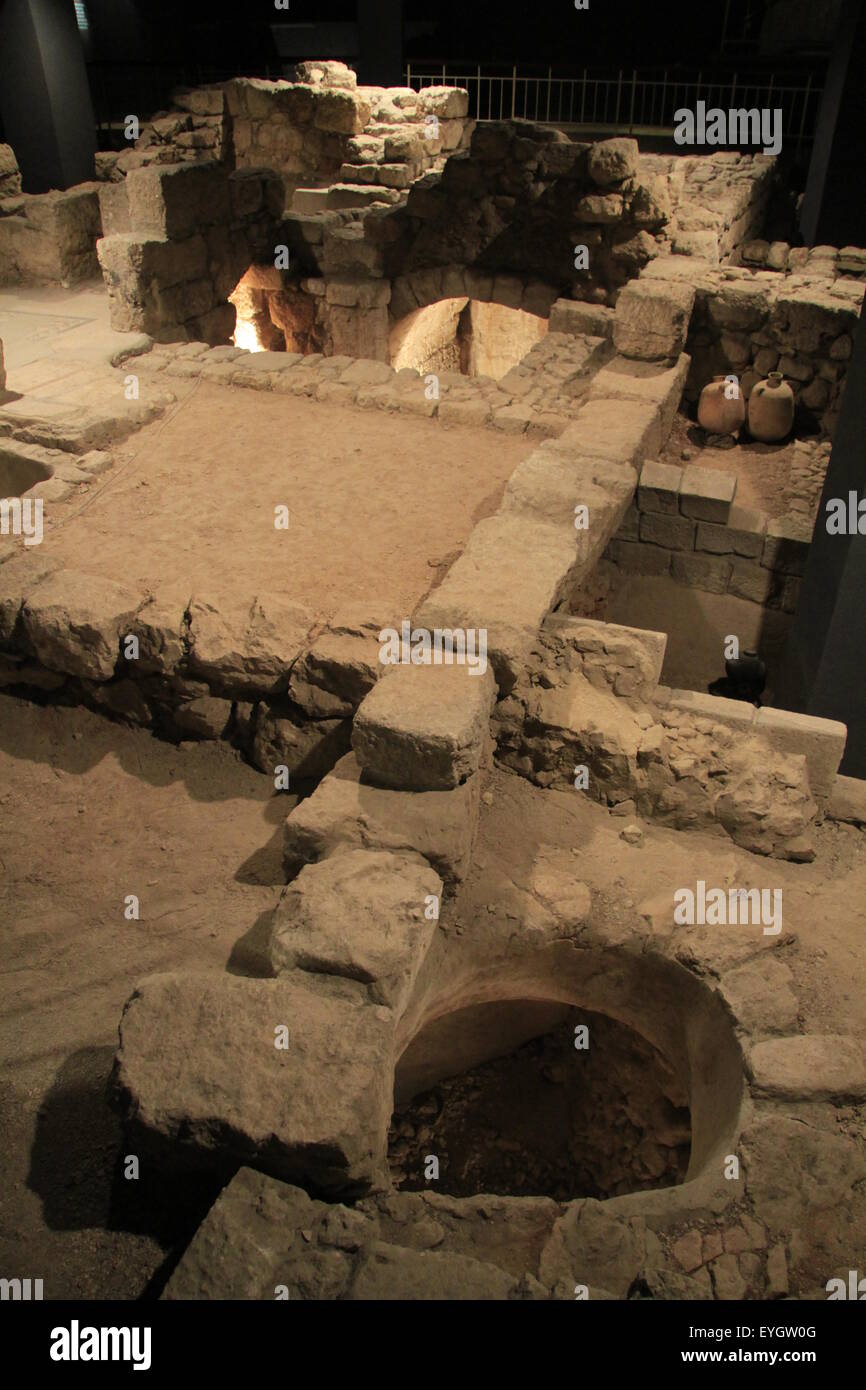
[776,287,866,775]
[0,0,96,192]
[357,0,404,87]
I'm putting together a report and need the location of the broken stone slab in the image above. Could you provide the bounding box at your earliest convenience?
[270,848,442,1012]
[187,593,314,698]
[111,970,394,1196]
[541,613,667,701]
[283,751,480,886]
[828,773,866,826]
[741,1112,866,1230]
[163,1166,540,1300]
[352,662,496,791]
[613,279,696,363]
[21,569,142,681]
[754,706,847,805]
[747,1035,866,1102]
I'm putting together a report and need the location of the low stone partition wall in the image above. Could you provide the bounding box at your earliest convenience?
[495,614,847,860]
[635,151,776,265]
[604,457,809,612]
[0,183,103,287]
[642,254,863,438]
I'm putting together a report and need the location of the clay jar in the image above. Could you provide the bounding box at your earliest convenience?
[697,375,746,436]
[748,371,795,442]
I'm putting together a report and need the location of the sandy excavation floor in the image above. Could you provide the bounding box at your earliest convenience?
[661,412,808,518]
[1,694,866,1299]
[37,381,534,623]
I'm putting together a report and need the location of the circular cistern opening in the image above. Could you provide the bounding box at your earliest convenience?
[389,999,692,1202]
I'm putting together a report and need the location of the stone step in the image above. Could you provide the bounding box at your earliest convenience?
[352,661,496,791]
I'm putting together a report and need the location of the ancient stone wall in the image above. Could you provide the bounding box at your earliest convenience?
[604,456,813,613]
[0,183,102,287]
[494,614,846,860]
[96,162,285,344]
[643,255,863,438]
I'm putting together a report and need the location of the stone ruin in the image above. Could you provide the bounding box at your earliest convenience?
[1,59,866,1303]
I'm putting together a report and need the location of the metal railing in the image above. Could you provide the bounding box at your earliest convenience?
[405,62,823,159]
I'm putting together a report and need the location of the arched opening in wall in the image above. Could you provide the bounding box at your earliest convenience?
[388,999,691,1201]
[389,298,548,381]
[228,267,318,355]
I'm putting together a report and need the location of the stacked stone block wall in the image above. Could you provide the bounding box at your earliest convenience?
[603,457,810,613]
[643,255,863,438]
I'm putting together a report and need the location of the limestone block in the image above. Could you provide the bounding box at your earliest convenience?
[638,459,683,515]
[187,592,314,697]
[587,137,638,188]
[22,570,141,681]
[438,397,492,427]
[606,539,671,575]
[755,706,847,803]
[288,628,381,718]
[126,161,230,239]
[172,696,232,740]
[111,970,394,1195]
[670,550,732,594]
[353,663,496,791]
[270,848,442,1012]
[414,513,597,692]
[502,448,634,536]
[679,464,737,523]
[640,512,695,551]
[251,706,350,780]
[314,89,372,135]
[828,774,866,826]
[588,354,690,448]
[417,87,469,120]
[543,613,667,700]
[695,504,767,559]
[613,279,695,363]
[129,585,189,674]
[0,142,22,198]
[575,194,624,224]
[97,181,131,236]
[707,283,771,333]
[741,1113,866,1229]
[558,396,659,470]
[283,752,481,885]
[296,61,358,90]
[748,1036,866,1102]
[548,299,615,339]
[761,517,810,575]
[667,688,756,731]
